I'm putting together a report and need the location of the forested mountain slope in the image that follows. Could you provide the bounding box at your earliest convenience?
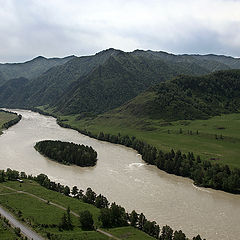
[0,55,75,85]
[109,69,240,121]
[132,50,232,72]
[0,77,29,108]
[0,49,240,116]
[53,51,209,115]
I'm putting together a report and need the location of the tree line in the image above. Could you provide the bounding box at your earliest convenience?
[57,119,240,194]
[34,140,97,167]
[0,168,205,240]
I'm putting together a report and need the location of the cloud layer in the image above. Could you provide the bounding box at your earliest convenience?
[0,0,240,62]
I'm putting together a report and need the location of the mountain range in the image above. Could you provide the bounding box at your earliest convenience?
[0,48,240,120]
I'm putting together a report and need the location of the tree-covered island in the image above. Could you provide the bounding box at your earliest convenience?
[34,140,97,167]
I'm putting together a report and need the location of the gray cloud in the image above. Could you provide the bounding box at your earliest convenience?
[0,0,240,62]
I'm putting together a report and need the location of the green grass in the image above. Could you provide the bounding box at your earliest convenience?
[57,111,240,169]
[104,226,155,240]
[0,180,155,240]
[0,217,20,240]
[0,180,107,239]
[2,180,101,226]
[0,184,14,194]
[0,111,18,134]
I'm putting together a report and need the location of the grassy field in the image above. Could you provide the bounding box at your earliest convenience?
[0,217,21,240]
[0,180,154,240]
[55,111,240,169]
[0,111,18,134]
[0,180,106,239]
[104,227,155,240]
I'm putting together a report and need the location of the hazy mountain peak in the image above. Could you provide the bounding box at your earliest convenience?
[96,48,123,56]
[33,56,46,60]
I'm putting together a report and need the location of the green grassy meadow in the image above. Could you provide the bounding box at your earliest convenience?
[104,226,155,240]
[57,112,240,169]
[0,217,20,240]
[0,111,18,134]
[0,180,154,240]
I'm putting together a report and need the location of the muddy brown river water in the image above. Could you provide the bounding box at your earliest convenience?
[0,110,239,239]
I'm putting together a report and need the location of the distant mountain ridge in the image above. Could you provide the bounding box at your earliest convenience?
[0,48,240,116]
[0,55,76,85]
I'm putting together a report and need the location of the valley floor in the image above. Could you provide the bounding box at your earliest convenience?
[55,111,240,169]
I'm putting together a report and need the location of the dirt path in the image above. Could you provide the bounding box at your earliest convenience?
[2,184,121,240]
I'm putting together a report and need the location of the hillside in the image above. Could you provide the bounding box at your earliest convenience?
[1,49,240,116]
[53,51,203,115]
[132,50,232,72]
[109,69,240,121]
[0,55,75,85]
[54,69,240,169]
[0,77,29,108]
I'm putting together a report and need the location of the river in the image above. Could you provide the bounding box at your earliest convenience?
[0,109,239,240]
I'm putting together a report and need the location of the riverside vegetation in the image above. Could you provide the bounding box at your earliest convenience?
[0,168,205,240]
[0,214,23,240]
[0,109,22,134]
[55,119,240,194]
[34,140,97,167]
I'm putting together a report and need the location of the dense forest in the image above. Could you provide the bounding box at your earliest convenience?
[112,69,240,121]
[58,119,240,194]
[34,140,97,167]
[0,168,205,240]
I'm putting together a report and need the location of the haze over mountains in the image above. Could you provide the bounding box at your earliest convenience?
[0,48,240,120]
[0,55,76,84]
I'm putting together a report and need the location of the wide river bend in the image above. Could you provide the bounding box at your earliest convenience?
[0,110,239,240]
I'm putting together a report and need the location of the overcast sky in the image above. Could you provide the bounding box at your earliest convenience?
[0,0,240,62]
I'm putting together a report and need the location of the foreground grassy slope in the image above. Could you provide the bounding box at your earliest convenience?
[0,217,21,240]
[56,111,240,169]
[105,227,155,240]
[0,180,154,240]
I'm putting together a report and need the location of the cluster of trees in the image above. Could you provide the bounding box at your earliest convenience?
[128,211,204,240]
[33,172,205,239]
[79,210,94,230]
[59,206,73,230]
[34,140,97,167]
[99,203,128,228]
[57,121,240,194]
[152,69,240,121]
[0,109,22,129]
[0,168,27,182]
[0,169,204,240]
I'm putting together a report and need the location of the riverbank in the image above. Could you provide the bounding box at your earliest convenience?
[32,106,240,194]
[0,170,205,240]
[0,109,22,135]
[0,178,156,240]
[1,109,239,240]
